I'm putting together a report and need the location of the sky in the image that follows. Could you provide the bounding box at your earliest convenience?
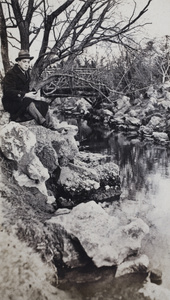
[91,0,170,61]
[147,0,170,38]
[125,0,170,39]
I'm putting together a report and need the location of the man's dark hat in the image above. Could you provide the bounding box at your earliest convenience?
[15,50,34,61]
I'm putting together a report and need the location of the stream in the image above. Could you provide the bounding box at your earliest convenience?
[57,132,170,299]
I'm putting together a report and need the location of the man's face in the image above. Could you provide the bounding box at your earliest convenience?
[18,59,30,71]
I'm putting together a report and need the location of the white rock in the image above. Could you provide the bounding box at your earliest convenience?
[0,122,36,161]
[152,131,169,141]
[0,122,50,196]
[48,201,149,267]
[148,116,162,128]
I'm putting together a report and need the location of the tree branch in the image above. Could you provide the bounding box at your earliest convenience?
[39,0,75,56]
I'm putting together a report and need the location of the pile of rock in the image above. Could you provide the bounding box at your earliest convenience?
[61,83,170,144]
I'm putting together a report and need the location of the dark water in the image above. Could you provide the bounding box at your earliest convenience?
[58,132,170,299]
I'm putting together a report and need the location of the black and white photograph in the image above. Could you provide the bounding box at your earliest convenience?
[0,1,170,299]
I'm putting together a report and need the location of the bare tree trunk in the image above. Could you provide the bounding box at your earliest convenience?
[11,0,31,50]
[39,0,75,57]
[0,2,10,73]
[1,0,153,86]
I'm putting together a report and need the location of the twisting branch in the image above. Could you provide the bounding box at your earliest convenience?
[118,0,152,35]
[1,0,153,80]
[39,0,75,56]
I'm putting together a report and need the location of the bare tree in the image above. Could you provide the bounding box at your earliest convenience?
[0,2,10,72]
[155,36,170,83]
[0,0,152,90]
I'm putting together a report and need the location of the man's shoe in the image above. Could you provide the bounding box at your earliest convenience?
[42,120,57,130]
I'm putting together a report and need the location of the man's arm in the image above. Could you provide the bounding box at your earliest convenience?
[3,71,38,101]
[2,72,25,101]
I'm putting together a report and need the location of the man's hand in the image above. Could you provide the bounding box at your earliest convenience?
[24,91,37,99]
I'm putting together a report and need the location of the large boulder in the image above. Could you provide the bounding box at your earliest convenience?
[0,122,49,195]
[29,124,121,204]
[31,123,79,168]
[0,120,121,207]
[57,152,121,203]
[48,201,149,268]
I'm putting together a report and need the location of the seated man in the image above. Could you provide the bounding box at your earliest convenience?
[2,49,55,129]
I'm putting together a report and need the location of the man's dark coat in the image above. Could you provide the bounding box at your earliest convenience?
[2,64,48,121]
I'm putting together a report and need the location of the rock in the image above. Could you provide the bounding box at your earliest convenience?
[0,122,49,195]
[129,109,137,117]
[117,96,131,111]
[150,269,162,284]
[138,125,153,136]
[165,91,170,101]
[0,122,36,160]
[158,98,170,109]
[115,254,149,277]
[48,201,149,268]
[57,158,120,203]
[31,124,79,167]
[145,85,157,98]
[76,98,92,113]
[0,111,10,125]
[139,281,170,300]
[54,130,79,165]
[149,96,157,105]
[13,161,49,196]
[152,131,169,142]
[54,208,71,216]
[37,145,59,174]
[77,151,109,165]
[148,116,163,130]
[143,103,155,114]
[150,268,162,284]
[58,163,100,197]
[162,80,170,90]
[47,195,56,205]
[124,116,141,126]
[113,116,125,124]
[57,196,75,208]
[56,122,78,136]
[0,119,121,205]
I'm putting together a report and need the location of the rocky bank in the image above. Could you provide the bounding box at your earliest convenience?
[1,84,169,299]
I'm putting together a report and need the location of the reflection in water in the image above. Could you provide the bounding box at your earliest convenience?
[107,133,170,290]
[59,133,170,298]
[108,134,170,198]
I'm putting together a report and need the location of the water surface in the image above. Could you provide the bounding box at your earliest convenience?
[58,133,170,298]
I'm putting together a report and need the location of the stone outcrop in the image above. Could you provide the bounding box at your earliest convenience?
[0,122,49,195]
[0,109,123,269]
[69,82,170,145]
[0,94,150,290]
[0,120,121,208]
[48,201,149,268]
